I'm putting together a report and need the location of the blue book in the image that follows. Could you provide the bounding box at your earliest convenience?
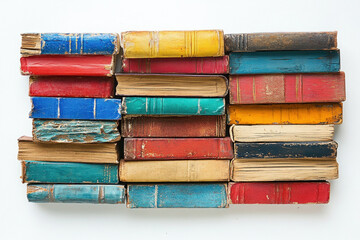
[22,161,119,184]
[229,50,340,74]
[21,33,119,55]
[122,97,225,115]
[127,184,228,208]
[27,184,125,204]
[30,97,121,120]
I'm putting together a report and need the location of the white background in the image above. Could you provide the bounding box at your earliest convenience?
[0,0,359,239]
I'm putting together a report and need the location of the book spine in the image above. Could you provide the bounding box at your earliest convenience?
[234,141,337,159]
[124,137,233,160]
[119,159,230,182]
[122,97,225,115]
[121,30,224,58]
[22,161,119,184]
[30,97,121,120]
[27,184,125,204]
[32,120,120,143]
[227,103,342,125]
[229,50,340,74]
[229,72,346,104]
[229,182,330,204]
[121,115,226,137]
[122,56,229,74]
[127,184,228,208]
[20,55,114,76]
[225,32,337,52]
[29,76,115,98]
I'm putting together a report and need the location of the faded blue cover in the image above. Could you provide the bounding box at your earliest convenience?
[23,161,119,184]
[122,97,225,115]
[27,184,125,204]
[30,97,121,120]
[229,50,340,74]
[40,33,118,54]
[127,184,228,208]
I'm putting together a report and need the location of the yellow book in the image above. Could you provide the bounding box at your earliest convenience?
[119,160,230,182]
[121,30,224,58]
[228,103,342,125]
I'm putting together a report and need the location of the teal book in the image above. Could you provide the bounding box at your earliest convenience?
[122,97,225,115]
[22,161,119,184]
[27,184,125,204]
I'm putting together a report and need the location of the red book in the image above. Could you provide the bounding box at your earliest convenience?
[122,56,229,74]
[121,115,226,138]
[20,55,114,76]
[229,72,345,104]
[230,182,330,204]
[29,76,114,98]
[124,137,233,160]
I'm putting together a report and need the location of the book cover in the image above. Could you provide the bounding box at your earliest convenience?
[29,76,115,98]
[122,97,225,115]
[234,141,337,159]
[228,103,342,125]
[229,72,345,104]
[119,159,230,182]
[225,32,337,52]
[121,115,226,137]
[30,97,121,120]
[27,184,125,204]
[115,74,228,97]
[21,33,120,55]
[124,137,233,160]
[229,182,330,204]
[20,55,114,76]
[18,136,118,163]
[122,56,229,74]
[121,30,224,58]
[229,50,340,74]
[22,161,119,184]
[127,184,228,208]
[32,120,120,143]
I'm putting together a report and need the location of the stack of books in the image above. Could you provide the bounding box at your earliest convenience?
[18,33,125,204]
[226,32,345,204]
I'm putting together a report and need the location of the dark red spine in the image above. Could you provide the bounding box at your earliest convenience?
[29,76,114,98]
[230,182,330,204]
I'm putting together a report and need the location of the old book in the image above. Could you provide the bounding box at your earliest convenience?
[127,184,228,208]
[33,120,120,143]
[234,141,337,159]
[29,76,115,98]
[228,103,342,125]
[18,136,118,163]
[27,184,125,204]
[122,97,225,115]
[22,161,119,184]
[30,97,121,120]
[115,74,228,97]
[229,182,330,204]
[225,32,337,52]
[231,159,338,181]
[229,50,340,74]
[21,33,120,55]
[124,137,233,160]
[121,30,224,58]
[122,56,229,74]
[121,115,226,137]
[20,55,115,76]
[119,159,230,182]
[229,72,346,104]
[230,125,334,142]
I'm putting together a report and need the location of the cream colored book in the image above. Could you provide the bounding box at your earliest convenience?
[119,160,230,182]
[230,125,334,142]
[231,159,338,182]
